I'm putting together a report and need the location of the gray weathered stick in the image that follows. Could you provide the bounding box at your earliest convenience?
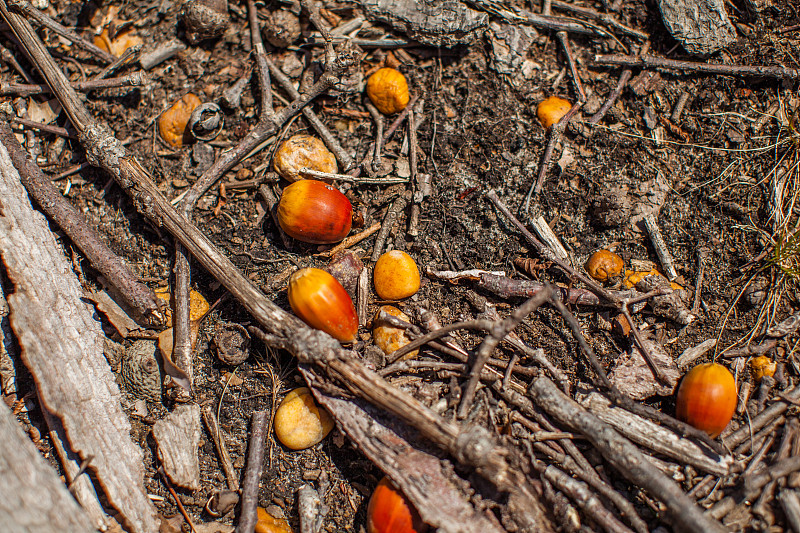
[530,377,728,533]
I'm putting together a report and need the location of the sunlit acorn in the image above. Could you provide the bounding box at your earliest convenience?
[585,249,624,283]
[277,180,353,244]
[255,507,293,533]
[537,95,571,130]
[750,356,777,382]
[274,387,334,450]
[158,93,202,148]
[367,476,428,533]
[373,306,418,360]
[366,68,410,115]
[373,251,420,301]
[273,134,338,182]
[676,363,737,438]
[288,268,358,343]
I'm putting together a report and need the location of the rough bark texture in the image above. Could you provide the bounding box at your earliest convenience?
[359,0,487,46]
[153,403,202,490]
[577,389,733,476]
[303,365,510,533]
[0,400,95,533]
[0,140,160,533]
[658,0,736,55]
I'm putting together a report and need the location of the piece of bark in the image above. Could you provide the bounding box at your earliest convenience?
[359,0,487,46]
[42,406,110,530]
[0,400,95,533]
[658,0,736,55]
[153,404,202,490]
[0,141,159,533]
[302,365,508,533]
[608,337,679,400]
[577,389,733,476]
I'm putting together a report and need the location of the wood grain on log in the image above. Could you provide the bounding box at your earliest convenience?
[0,401,95,533]
[0,139,160,533]
[577,390,733,476]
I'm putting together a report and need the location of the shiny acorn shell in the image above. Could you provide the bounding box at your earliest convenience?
[277,180,353,244]
[288,268,358,343]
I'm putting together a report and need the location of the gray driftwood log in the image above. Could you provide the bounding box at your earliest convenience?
[0,401,95,533]
[0,136,159,533]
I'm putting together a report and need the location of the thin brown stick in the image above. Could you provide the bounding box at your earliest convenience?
[370,193,408,262]
[0,72,147,97]
[0,40,33,82]
[550,0,647,40]
[11,116,75,138]
[594,54,800,80]
[0,120,164,327]
[557,32,586,102]
[524,101,583,209]
[457,287,551,418]
[8,0,115,63]
[200,404,239,491]
[347,94,420,179]
[235,410,270,533]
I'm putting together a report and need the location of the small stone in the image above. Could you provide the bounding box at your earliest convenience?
[658,0,736,56]
[263,10,301,48]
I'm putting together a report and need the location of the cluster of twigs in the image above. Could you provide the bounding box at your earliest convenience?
[3,0,800,532]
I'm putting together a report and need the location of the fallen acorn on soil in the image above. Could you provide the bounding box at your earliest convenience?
[288,267,358,343]
[158,93,202,148]
[367,477,428,533]
[585,249,624,283]
[255,506,293,533]
[676,362,738,438]
[366,67,410,115]
[273,387,334,450]
[537,95,571,130]
[373,305,418,360]
[277,180,353,244]
[273,134,338,182]
[750,355,777,382]
[373,250,420,300]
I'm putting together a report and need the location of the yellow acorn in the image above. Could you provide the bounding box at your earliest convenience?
[750,356,777,382]
[373,251,420,300]
[158,93,202,148]
[366,68,410,115]
[274,387,334,450]
[373,306,418,360]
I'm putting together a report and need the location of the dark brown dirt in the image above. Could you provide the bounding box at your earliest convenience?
[5,0,800,531]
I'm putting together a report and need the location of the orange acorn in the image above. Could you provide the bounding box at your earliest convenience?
[277,180,353,244]
[288,268,358,343]
[537,96,571,130]
[675,363,737,438]
[367,477,428,533]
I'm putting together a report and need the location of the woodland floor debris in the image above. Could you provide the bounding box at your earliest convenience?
[3,0,800,532]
